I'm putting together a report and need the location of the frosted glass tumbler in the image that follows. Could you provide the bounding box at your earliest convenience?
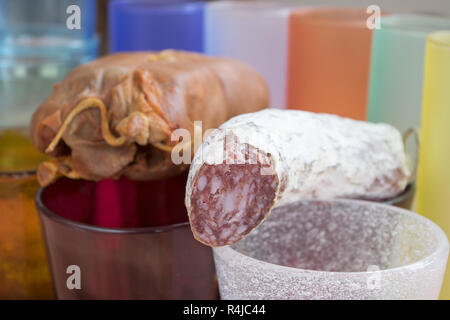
[367,14,450,135]
[204,1,295,109]
[287,8,376,120]
[417,32,450,300]
[214,200,448,300]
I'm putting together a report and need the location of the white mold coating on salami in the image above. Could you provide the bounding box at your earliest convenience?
[185,109,410,247]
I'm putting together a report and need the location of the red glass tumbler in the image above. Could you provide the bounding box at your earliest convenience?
[36,174,217,299]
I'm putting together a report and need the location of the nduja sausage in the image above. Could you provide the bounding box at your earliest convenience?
[30,50,268,186]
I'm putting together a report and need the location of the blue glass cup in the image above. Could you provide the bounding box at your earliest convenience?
[108,0,204,53]
[0,0,99,129]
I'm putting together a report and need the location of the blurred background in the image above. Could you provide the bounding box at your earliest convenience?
[96,0,450,54]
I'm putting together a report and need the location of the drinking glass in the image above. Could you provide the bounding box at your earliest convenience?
[0,129,54,299]
[0,0,96,39]
[0,1,98,298]
[204,1,296,108]
[417,31,450,300]
[287,7,377,120]
[0,0,99,129]
[108,0,204,53]
[384,183,415,210]
[367,14,450,135]
[214,199,448,300]
[36,175,217,300]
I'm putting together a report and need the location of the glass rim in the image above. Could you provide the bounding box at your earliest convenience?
[214,198,449,276]
[380,14,450,33]
[0,169,36,178]
[109,0,204,12]
[290,6,373,26]
[33,181,413,235]
[207,0,296,15]
[428,31,450,48]
[35,186,190,235]
[380,182,414,205]
[0,34,99,58]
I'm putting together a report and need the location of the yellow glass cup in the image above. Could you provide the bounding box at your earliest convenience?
[417,31,450,300]
[0,129,54,299]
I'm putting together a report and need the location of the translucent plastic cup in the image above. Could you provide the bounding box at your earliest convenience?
[36,175,217,300]
[214,199,448,300]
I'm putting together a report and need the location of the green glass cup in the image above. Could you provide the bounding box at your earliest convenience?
[367,14,450,135]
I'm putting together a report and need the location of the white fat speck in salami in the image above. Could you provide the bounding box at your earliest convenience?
[185,109,410,247]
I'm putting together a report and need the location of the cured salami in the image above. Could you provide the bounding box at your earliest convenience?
[185,109,410,246]
[30,50,268,186]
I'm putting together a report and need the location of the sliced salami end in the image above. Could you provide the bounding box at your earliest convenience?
[186,109,410,247]
[189,147,278,247]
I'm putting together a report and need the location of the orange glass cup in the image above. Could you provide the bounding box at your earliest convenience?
[0,129,54,299]
[287,7,379,120]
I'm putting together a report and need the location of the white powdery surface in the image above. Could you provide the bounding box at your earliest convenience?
[186,109,410,211]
